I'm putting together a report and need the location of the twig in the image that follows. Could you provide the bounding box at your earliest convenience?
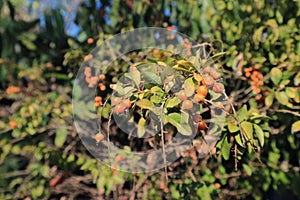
[269,109,300,117]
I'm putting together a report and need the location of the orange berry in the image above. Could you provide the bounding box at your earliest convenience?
[182,100,193,110]
[95,133,104,143]
[122,99,132,109]
[6,86,20,94]
[153,49,160,55]
[46,62,53,68]
[94,101,101,108]
[94,96,102,102]
[198,121,207,130]
[113,104,126,114]
[194,94,205,104]
[214,183,221,189]
[176,90,188,101]
[196,85,208,97]
[87,38,94,44]
[245,72,251,77]
[213,83,225,93]
[244,67,252,73]
[99,74,106,80]
[258,81,264,86]
[202,74,215,88]
[99,83,106,91]
[257,73,263,79]
[203,66,212,74]
[84,54,93,62]
[9,120,18,129]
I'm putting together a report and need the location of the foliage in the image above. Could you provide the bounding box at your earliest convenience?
[0,0,299,199]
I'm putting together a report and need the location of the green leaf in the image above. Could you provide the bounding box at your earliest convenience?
[286,87,297,98]
[165,96,181,108]
[291,120,300,134]
[253,124,264,146]
[241,121,253,140]
[275,91,289,105]
[265,92,274,106]
[165,113,192,136]
[243,164,252,176]
[136,99,154,110]
[221,135,231,160]
[55,127,67,147]
[142,72,162,85]
[130,69,141,87]
[150,95,162,104]
[235,133,244,147]
[228,120,239,133]
[137,117,146,137]
[270,68,282,86]
[238,105,248,122]
[183,78,195,97]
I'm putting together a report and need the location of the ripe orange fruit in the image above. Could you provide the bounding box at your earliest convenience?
[6,86,20,94]
[202,74,215,88]
[176,90,188,101]
[196,85,208,97]
[95,133,104,143]
[182,100,193,110]
[153,49,160,55]
[213,83,225,93]
[94,101,101,108]
[115,155,125,162]
[203,66,212,74]
[9,120,18,129]
[113,104,126,114]
[98,83,106,91]
[198,121,207,130]
[94,96,102,102]
[193,73,202,82]
[122,99,132,109]
[87,38,94,44]
[194,94,205,104]
[214,183,221,189]
[99,74,106,80]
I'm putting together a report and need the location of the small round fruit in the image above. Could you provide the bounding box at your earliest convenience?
[182,100,193,110]
[203,66,212,74]
[98,83,106,91]
[94,96,102,102]
[202,74,215,88]
[122,99,132,109]
[113,103,126,114]
[176,90,188,101]
[193,73,202,82]
[94,101,101,108]
[99,74,106,80]
[198,121,207,130]
[196,85,208,97]
[87,38,94,44]
[9,120,18,129]
[95,133,104,143]
[193,94,205,104]
[213,83,225,93]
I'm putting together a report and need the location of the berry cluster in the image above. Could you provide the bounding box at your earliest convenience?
[94,96,103,108]
[244,65,264,94]
[111,97,132,114]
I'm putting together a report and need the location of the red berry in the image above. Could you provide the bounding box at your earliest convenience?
[193,94,205,104]
[213,83,225,93]
[202,74,215,88]
[196,85,208,97]
[198,121,207,130]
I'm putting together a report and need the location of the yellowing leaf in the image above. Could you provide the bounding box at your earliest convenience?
[253,124,264,146]
[291,120,300,134]
[55,127,67,147]
[136,99,154,110]
[241,121,253,140]
[265,92,274,107]
[183,78,195,97]
[137,117,146,137]
[270,68,282,86]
